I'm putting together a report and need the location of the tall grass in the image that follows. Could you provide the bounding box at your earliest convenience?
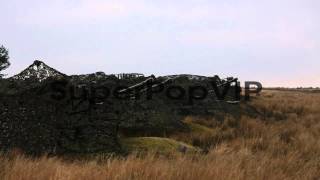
[1,90,320,180]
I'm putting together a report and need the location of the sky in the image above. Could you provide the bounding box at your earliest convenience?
[1,0,319,87]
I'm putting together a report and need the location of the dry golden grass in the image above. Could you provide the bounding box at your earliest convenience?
[1,90,320,180]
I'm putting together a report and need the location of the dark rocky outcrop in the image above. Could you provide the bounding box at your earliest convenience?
[0,78,121,155]
[0,60,240,155]
[11,60,66,82]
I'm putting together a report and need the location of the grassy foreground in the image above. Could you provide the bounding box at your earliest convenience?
[1,90,320,180]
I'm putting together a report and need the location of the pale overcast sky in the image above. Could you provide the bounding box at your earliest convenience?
[1,0,319,87]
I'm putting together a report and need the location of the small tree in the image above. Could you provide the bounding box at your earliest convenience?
[0,45,10,78]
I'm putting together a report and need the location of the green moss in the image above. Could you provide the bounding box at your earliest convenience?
[120,137,199,154]
[186,122,214,134]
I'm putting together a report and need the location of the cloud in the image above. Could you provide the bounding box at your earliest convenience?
[3,0,320,87]
[16,0,131,25]
[177,26,318,50]
[67,1,129,19]
[16,0,253,25]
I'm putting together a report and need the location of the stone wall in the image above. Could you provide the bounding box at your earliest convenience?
[0,80,121,155]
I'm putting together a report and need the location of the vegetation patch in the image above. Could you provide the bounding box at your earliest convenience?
[120,137,200,154]
[185,121,215,134]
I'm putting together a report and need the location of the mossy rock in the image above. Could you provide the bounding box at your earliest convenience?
[120,137,200,154]
[185,122,214,134]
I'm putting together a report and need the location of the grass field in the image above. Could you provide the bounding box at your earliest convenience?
[1,90,320,180]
